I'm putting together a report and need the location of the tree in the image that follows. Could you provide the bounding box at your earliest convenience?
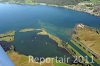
[90,0,100,5]
[25,0,33,4]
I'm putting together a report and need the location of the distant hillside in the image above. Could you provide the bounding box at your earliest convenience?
[33,0,80,5]
[0,0,80,5]
[0,0,100,5]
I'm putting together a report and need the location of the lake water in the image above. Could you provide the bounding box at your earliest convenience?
[13,30,74,63]
[0,4,100,35]
[0,3,100,65]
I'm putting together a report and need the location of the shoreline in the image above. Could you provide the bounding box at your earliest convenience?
[0,2,99,16]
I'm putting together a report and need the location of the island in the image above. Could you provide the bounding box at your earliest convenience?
[0,31,15,42]
[19,28,34,32]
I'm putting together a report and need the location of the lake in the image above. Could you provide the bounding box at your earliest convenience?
[0,3,100,35]
[0,3,100,65]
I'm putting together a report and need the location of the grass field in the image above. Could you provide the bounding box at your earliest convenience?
[72,24,100,65]
[71,40,100,65]
[74,25,100,57]
[7,51,74,66]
